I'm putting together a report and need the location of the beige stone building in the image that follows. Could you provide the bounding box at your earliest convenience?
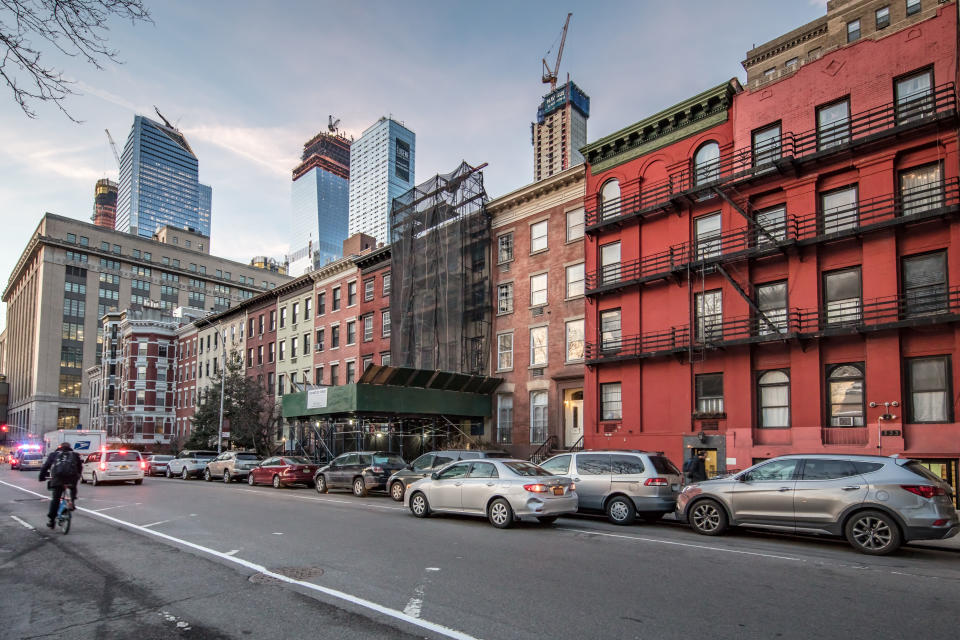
[2,213,291,436]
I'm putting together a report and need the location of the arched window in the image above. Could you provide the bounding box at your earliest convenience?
[599,179,621,220]
[694,142,720,186]
[827,364,865,427]
[757,370,789,428]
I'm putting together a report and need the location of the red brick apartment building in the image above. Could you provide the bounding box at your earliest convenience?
[355,245,392,373]
[488,165,586,457]
[582,0,960,494]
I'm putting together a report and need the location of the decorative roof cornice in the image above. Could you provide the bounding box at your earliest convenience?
[581,80,741,173]
[486,165,585,214]
[353,245,391,270]
[742,18,828,69]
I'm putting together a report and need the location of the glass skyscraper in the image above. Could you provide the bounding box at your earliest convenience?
[348,117,415,245]
[288,132,351,275]
[116,115,212,239]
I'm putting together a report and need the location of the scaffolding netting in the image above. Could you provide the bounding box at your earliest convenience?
[390,161,491,376]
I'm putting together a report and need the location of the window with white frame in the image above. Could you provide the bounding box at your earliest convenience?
[363,314,373,341]
[827,363,864,426]
[907,356,951,422]
[530,273,547,307]
[530,221,548,253]
[530,391,548,443]
[497,282,514,314]
[756,281,788,334]
[695,213,722,259]
[695,373,724,414]
[695,290,723,341]
[600,242,621,286]
[498,233,514,263]
[817,99,850,150]
[600,309,622,352]
[694,142,720,185]
[599,179,621,221]
[497,395,513,444]
[566,208,584,241]
[497,333,513,371]
[600,383,622,420]
[566,263,585,298]
[757,370,790,428]
[824,268,861,325]
[530,326,547,366]
[565,319,584,362]
[755,205,787,244]
[381,310,391,336]
[821,185,858,234]
[900,162,944,216]
[752,123,781,166]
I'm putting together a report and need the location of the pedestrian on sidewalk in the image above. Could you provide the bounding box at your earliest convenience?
[684,450,708,483]
[39,442,82,529]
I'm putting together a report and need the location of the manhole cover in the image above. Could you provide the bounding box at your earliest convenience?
[249,566,324,584]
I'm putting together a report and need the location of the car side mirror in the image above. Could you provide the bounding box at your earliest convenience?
[405,464,413,471]
[738,474,749,482]
[430,471,439,480]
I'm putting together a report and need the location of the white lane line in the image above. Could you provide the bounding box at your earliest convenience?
[556,527,805,562]
[235,488,406,511]
[403,583,425,619]
[142,520,173,529]
[92,502,142,512]
[0,480,481,640]
[10,515,34,530]
[272,532,283,535]
[224,549,240,556]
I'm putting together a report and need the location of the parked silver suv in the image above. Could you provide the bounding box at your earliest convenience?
[677,454,959,555]
[205,451,262,483]
[540,450,683,524]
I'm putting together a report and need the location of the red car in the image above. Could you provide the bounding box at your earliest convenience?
[247,456,319,488]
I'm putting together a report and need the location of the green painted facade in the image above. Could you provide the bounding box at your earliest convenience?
[282,384,493,419]
[580,80,739,174]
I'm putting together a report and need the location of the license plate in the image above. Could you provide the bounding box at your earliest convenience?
[671,484,680,491]
[552,486,564,496]
[118,465,128,470]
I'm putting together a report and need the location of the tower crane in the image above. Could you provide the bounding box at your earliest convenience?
[104,129,121,168]
[541,13,572,90]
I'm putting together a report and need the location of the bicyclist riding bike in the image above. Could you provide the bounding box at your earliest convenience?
[39,443,82,529]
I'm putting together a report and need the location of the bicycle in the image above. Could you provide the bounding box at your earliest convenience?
[55,491,74,535]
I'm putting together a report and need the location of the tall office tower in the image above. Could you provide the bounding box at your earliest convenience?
[92,179,118,229]
[289,131,351,275]
[116,114,211,239]
[348,117,415,245]
[531,81,590,182]
[198,183,212,236]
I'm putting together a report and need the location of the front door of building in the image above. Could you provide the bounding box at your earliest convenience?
[564,389,583,448]
[702,449,718,479]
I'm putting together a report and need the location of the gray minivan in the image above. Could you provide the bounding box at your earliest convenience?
[540,450,683,524]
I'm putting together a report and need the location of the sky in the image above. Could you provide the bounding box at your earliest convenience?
[0,0,828,329]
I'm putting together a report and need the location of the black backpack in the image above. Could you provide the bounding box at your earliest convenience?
[51,450,79,479]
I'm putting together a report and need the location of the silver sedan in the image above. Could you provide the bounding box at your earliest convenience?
[405,458,577,528]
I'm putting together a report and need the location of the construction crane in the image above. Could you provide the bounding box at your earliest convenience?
[541,13,572,90]
[328,115,341,134]
[104,129,121,168]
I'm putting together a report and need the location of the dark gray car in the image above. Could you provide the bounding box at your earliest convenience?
[387,449,511,501]
[677,454,959,555]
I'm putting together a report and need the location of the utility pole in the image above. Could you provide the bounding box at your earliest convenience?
[217,326,226,454]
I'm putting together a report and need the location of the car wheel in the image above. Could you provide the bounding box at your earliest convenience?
[204,469,212,482]
[390,481,405,502]
[315,475,328,494]
[223,471,231,484]
[165,468,172,479]
[845,510,902,555]
[537,516,558,525]
[688,499,728,536]
[272,475,282,489]
[134,479,143,485]
[181,468,189,481]
[91,472,99,487]
[410,491,430,518]
[353,477,368,497]
[606,496,636,525]
[488,498,514,529]
[247,473,255,486]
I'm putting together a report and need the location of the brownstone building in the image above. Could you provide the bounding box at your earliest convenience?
[487,165,586,457]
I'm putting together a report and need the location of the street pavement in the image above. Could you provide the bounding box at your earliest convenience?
[1,466,958,640]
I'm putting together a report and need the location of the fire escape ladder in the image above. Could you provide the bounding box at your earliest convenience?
[715,263,782,335]
[712,186,783,250]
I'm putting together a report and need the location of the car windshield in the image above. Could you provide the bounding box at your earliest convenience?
[284,457,311,465]
[193,452,217,458]
[236,453,260,460]
[152,455,174,462]
[373,454,405,465]
[482,452,511,458]
[503,461,548,477]
[106,451,140,462]
[650,456,681,476]
[904,461,945,484]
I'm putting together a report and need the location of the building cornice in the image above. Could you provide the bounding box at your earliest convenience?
[353,245,391,270]
[742,18,828,69]
[486,165,585,215]
[581,80,741,173]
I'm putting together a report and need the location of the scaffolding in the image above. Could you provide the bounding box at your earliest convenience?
[390,162,491,375]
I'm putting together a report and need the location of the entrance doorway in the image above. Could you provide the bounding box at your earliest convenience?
[916,459,958,508]
[563,388,583,447]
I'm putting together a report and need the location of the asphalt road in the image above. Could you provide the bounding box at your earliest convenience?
[1,467,958,640]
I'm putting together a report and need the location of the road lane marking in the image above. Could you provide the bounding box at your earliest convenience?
[142,520,172,528]
[403,583,425,618]
[225,549,239,556]
[10,515,34,530]
[235,488,406,510]
[557,526,806,562]
[272,532,283,535]
[0,479,482,640]
[92,502,142,512]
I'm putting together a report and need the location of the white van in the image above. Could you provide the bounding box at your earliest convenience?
[43,429,106,457]
[81,450,145,485]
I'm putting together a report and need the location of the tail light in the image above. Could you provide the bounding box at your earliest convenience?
[902,485,945,499]
[523,484,550,493]
[370,466,384,473]
[139,460,146,470]
[569,483,576,492]
[645,477,669,486]
[933,519,948,526]
[99,461,107,471]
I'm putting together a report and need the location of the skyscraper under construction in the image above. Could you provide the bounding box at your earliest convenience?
[92,179,117,229]
[531,81,590,182]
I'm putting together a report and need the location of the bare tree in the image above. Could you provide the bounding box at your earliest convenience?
[1,0,151,120]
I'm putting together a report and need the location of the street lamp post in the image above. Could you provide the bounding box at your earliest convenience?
[217,326,226,454]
